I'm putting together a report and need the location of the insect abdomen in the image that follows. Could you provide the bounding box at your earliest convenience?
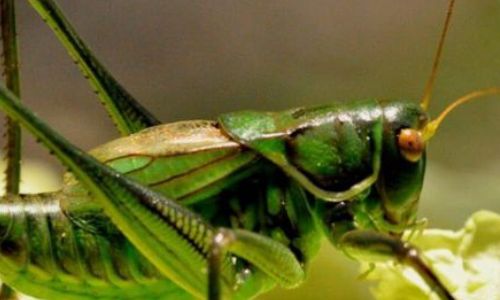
[0,193,193,300]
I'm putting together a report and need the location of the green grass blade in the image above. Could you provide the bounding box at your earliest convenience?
[28,0,160,135]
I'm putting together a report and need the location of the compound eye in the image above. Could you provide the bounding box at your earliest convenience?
[398,128,425,162]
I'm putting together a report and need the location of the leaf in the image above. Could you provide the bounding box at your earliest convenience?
[367,211,500,300]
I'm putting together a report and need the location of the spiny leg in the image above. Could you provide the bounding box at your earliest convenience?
[27,0,160,136]
[0,83,237,299]
[0,0,21,298]
[1,0,21,195]
[340,230,455,300]
[208,228,305,300]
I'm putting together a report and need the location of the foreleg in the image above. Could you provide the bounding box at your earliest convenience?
[340,230,455,300]
[209,228,305,300]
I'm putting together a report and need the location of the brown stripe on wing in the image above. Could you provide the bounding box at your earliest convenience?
[150,151,260,203]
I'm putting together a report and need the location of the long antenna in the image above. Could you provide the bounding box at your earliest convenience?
[422,88,500,141]
[420,0,456,110]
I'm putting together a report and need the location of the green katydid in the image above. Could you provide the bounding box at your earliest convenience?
[0,1,499,300]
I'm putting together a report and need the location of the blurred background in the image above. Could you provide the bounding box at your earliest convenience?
[1,1,500,299]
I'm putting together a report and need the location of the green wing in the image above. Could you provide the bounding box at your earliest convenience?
[86,120,259,204]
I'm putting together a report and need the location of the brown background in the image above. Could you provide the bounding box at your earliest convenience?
[2,1,500,299]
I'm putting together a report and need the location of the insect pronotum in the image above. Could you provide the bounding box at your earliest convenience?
[0,1,499,300]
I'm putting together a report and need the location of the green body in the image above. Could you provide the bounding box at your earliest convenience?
[0,1,453,300]
[0,99,427,300]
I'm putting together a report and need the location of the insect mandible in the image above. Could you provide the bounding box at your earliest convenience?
[0,1,499,300]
